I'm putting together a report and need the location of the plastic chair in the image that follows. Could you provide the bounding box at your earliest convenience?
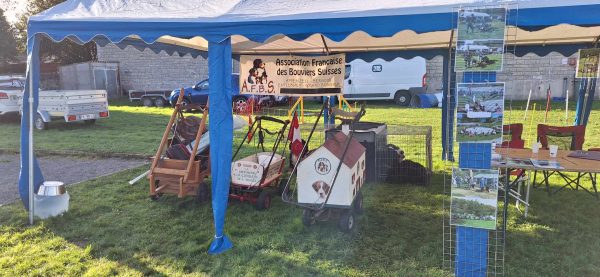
[535,124,594,197]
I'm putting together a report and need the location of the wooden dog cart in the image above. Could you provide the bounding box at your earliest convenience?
[148,89,210,201]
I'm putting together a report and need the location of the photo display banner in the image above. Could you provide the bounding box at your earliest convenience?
[456,82,505,144]
[576,48,600,78]
[455,7,506,72]
[239,54,345,96]
[451,168,499,230]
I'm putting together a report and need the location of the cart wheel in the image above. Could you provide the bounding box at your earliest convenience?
[338,210,355,233]
[255,190,272,210]
[278,179,288,196]
[353,191,364,215]
[196,181,210,203]
[150,180,162,201]
[302,209,316,227]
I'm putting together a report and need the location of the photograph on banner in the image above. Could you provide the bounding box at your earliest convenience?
[456,82,504,144]
[576,48,600,78]
[239,54,345,96]
[451,168,498,230]
[455,40,504,71]
[457,7,506,41]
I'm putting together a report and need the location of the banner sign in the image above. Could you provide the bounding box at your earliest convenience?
[456,82,504,144]
[455,7,506,72]
[239,54,345,96]
[576,48,600,78]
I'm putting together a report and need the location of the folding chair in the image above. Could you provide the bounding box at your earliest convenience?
[534,124,596,197]
[499,123,531,216]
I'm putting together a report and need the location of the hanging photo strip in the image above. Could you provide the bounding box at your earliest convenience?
[576,48,600,78]
[455,7,506,72]
[451,168,499,230]
[456,82,504,144]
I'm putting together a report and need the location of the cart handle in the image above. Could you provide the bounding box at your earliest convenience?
[255,115,289,126]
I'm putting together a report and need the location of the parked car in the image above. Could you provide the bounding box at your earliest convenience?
[343,58,427,106]
[169,74,287,109]
[0,76,25,116]
[18,90,110,130]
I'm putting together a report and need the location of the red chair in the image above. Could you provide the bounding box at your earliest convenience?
[500,123,525,149]
[499,123,530,215]
[535,124,594,197]
[537,124,585,151]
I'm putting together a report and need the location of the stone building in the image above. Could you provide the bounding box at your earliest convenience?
[98,44,595,100]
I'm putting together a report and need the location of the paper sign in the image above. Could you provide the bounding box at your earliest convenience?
[239,54,345,96]
[231,161,264,186]
[451,168,499,230]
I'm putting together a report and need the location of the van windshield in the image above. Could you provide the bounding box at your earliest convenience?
[344,65,351,79]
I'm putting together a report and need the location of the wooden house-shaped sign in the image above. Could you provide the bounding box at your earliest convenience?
[298,132,366,207]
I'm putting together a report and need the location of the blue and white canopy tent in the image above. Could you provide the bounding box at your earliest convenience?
[21,0,600,255]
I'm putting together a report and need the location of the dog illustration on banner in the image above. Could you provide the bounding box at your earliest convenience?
[312,180,331,199]
[247,59,268,84]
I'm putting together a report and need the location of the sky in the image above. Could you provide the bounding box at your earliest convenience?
[1,0,27,24]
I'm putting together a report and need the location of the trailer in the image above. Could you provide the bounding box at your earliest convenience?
[19,90,109,130]
[128,89,171,107]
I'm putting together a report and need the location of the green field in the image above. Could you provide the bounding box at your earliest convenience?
[1,99,600,276]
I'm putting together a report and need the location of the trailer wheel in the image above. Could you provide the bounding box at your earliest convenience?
[154,98,166,108]
[196,181,210,203]
[338,210,355,232]
[302,209,316,227]
[353,191,364,215]
[255,190,272,210]
[394,90,411,106]
[34,114,48,130]
[142,97,154,107]
[84,119,96,125]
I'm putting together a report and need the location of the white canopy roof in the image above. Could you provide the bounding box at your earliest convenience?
[32,0,598,22]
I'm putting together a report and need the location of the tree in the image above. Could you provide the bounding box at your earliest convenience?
[0,8,17,64]
[15,0,96,65]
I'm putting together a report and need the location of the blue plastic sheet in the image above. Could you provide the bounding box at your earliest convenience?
[19,36,45,210]
[455,227,488,277]
[207,38,234,255]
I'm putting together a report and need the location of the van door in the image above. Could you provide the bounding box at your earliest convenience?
[343,64,354,96]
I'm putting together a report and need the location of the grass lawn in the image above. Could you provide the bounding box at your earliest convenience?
[1,99,600,275]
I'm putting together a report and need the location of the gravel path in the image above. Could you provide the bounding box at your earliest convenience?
[0,154,146,206]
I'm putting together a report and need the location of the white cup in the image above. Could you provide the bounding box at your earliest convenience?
[532,142,540,154]
[549,145,559,158]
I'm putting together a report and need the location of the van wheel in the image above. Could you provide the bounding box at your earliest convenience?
[34,114,48,130]
[394,91,412,107]
[142,97,154,107]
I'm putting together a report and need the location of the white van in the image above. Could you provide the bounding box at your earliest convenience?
[343,57,427,106]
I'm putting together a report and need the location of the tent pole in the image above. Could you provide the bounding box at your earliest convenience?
[28,50,34,225]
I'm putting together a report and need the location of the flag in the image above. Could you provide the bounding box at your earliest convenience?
[288,112,303,158]
[247,115,253,142]
[544,85,551,122]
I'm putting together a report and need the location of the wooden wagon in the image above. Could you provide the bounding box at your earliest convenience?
[148,89,211,202]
